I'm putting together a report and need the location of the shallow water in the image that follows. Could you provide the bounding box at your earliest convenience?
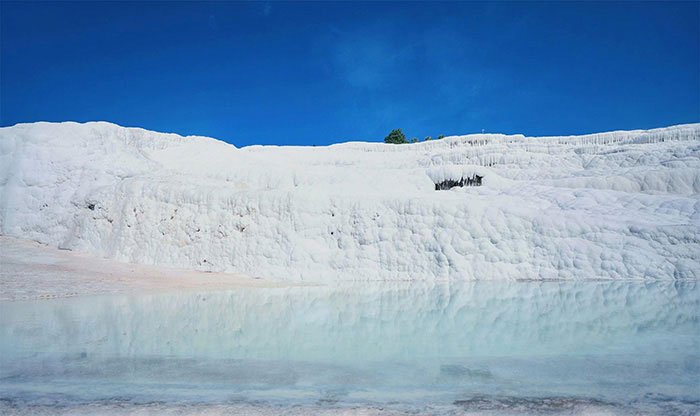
[1,281,698,415]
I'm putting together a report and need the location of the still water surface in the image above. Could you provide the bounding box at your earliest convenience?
[1,281,698,414]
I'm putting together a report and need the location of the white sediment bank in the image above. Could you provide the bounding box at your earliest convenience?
[1,122,698,281]
[0,236,295,302]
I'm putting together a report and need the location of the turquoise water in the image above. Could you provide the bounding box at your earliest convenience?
[1,281,698,415]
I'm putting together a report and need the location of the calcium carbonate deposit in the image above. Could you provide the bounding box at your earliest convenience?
[1,121,698,281]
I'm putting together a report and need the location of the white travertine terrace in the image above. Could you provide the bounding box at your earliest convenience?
[1,122,698,280]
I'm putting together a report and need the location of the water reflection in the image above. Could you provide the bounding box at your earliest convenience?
[1,280,698,412]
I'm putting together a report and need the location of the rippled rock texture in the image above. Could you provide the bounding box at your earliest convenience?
[1,122,699,280]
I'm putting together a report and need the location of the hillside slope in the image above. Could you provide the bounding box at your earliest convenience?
[1,122,698,280]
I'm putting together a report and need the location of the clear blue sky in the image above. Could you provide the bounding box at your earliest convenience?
[1,1,698,146]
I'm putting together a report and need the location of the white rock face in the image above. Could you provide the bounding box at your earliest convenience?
[1,121,698,280]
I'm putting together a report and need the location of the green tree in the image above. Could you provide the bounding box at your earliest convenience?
[384,129,407,144]
[424,136,432,141]
[410,137,419,143]
[437,134,445,140]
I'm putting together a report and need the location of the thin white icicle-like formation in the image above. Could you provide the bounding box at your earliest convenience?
[0,121,698,281]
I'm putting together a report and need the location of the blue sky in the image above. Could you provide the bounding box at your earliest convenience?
[1,1,698,146]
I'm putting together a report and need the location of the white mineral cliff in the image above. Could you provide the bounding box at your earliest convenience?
[1,122,698,280]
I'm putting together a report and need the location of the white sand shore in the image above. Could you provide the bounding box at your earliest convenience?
[0,236,305,302]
